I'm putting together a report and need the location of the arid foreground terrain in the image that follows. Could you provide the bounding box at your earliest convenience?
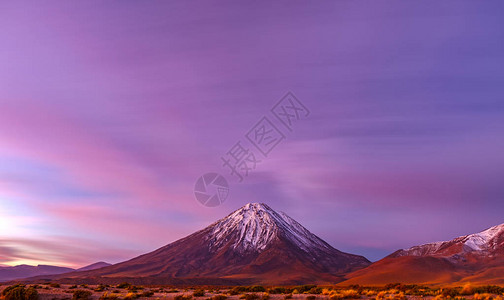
[1,283,504,300]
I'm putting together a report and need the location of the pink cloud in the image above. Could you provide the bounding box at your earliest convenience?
[0,100,195,211]
[0,236,141,268]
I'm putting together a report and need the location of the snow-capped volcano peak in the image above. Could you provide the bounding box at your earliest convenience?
[207,202,331,253]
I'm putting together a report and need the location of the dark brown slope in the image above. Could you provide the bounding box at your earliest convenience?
[39,203,370,285]
[340,223,504,285]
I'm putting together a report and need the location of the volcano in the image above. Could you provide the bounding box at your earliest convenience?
[46,203,370,285]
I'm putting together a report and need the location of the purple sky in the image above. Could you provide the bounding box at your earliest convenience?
[1,1,504,267]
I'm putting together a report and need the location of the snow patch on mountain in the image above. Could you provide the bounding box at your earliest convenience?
[462,223,504,251]
[399,241,445,256]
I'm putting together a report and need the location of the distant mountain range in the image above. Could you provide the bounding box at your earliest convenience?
[0,262,111,282]
[343,223,504,285]
[9,203,504,285]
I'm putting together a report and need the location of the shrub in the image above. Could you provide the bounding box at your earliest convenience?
[473,286,504,295]
[240,294,259,300]
[460,284,473,296]
[261,292,270,300]
[294,286,317,294]
[306,296,316,300]
[230,287,248,294]
[72,290,92,300]
[116,282,131,289]
[308,287,322,295]
[124,292,139,300]
[393,292,406,300]
[95,285,106,292]
[99,292,119,300]
[284,294,293,300]
[5,287,26,300]
[2,285,25,296]
[294,284,317,294]
[473,294,494,300]
[167,289,179,293]
[329,289,360,300]
[441,288,460,298]
[193,290,205,297]
[229,288,241,296]
[49,283,61,288]
[2,285,39,300]
[268,287,287,294]
[25,287,39,300]
[68,285,78,290]
[209,295,228,300]
[341,290,360,299]
[321,289,332,296]
[384,284,402,290]
[386,289,399,295]
[174,295,193,300]
[140,290,154,297]
[250,287,266,293]
[376,291,387,300]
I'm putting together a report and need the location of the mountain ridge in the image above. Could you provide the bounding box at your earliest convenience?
[389,223,504,260]
[0,262,111,282]
[341,222,504,285]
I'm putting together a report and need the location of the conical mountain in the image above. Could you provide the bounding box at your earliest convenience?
[58,203,370,285]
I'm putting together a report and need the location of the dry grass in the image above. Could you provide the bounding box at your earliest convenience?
[1,284,504,300]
